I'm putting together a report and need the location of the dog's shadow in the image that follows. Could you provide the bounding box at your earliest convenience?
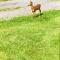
[34,13,43,17]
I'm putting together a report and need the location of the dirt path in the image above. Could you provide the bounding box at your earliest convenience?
[0,7,31,19]
[0,1,60,20]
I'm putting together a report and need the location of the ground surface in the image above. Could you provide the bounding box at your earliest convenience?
[0,1,60,19]
[0,10,59,60]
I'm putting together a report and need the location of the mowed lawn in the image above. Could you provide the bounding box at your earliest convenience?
[0,10,60,60]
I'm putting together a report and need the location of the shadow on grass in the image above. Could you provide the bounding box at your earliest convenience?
[33,13,43,18]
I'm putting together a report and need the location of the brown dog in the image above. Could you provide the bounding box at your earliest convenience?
[28,0,41,14]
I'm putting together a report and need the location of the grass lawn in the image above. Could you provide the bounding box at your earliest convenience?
[0,6,21,11]
[0,0,8,2]
[0,10,60,60]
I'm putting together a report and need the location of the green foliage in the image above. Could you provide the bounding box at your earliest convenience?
[0,10,59,60]
[0,0,8,2]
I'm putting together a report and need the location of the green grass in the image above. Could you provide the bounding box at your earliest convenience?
[0,6,21,11]
[0,0,8,2]
[0,10,60,60]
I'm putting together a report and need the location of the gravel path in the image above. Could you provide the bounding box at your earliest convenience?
[0,1,60,20]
